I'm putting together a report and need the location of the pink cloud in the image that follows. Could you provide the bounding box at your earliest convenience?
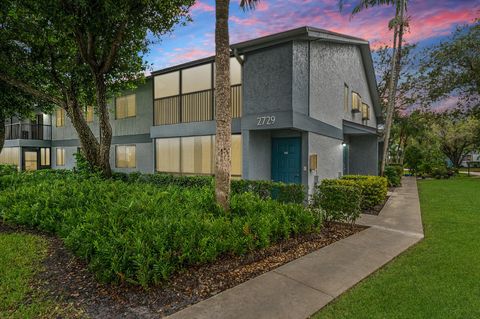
[192,0,214,12]
[167,48,213,64]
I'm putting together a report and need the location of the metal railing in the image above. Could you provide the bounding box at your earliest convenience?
[5,123,52,140]
[154,84,242,126]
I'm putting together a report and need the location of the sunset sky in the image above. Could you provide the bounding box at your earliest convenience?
[145,0,479,71]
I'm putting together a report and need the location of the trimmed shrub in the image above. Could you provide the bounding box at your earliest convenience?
[0,170,320,287]
[231,179,305,204]
[342,175,388,210]
[112,172,305,204]
[384,166,401,187]
[313,183,362,224]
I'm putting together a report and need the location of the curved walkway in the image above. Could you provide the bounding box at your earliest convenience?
[167,177,424,319]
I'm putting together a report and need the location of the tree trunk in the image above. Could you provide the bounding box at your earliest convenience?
[380,0,405,176]
[65,102,101,168]
[214,0,232,212]
[94,75,113,177]
[0,114,5,156]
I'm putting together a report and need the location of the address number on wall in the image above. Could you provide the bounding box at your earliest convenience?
[257,115,276,126]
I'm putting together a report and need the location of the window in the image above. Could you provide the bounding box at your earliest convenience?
[55,108,65,127]
[362,103,370,121]
[181,136,214,174]
[116,94,136,119]
[231,135,242,176]
[352,92,361,113]
[116,145,136,168]
[56,148,65,166]
[154,71,180,99]
[344,84,349,112]
[182,64,212,94]
[155,134,242,176]
[85,105,94,123]
[156,137,180,173]
[0,147,19,167]
[40,148,50,166]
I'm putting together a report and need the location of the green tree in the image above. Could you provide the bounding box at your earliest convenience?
[430,114,480,168]
[419,18,480,114]
[214,0,258,211]
[340,0,409,175]
[0,0,193,176]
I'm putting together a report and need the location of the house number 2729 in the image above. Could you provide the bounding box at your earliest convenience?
[257,115,276,126]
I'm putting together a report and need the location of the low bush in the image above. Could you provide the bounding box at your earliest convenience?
[0,164,17,176]
[312,182,361,224]
[112,172,305,204]
[0,170,320,287]
[384,166,402,187]
[231,179,305,204]
[341,175,388,210]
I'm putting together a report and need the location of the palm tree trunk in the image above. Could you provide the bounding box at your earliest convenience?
[0,114,5,156]
[215,0,232,211]
[380,0,405,176]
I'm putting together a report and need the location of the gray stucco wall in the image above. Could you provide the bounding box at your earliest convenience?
[308,41,377,129]
[111,142,154,174]
[307,132,343,194]
[243,130,271,181]
[52,78,153,141]
[348,134,379,175]
[52,146,78,170]
[51,142,154,173]
[243,43,293,116]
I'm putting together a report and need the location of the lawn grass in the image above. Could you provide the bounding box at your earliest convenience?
[0,232,82,318]
[314,176,480,319]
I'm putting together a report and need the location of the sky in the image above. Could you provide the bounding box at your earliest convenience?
[144,0,480,71]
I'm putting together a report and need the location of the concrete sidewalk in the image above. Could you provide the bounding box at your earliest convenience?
[167,177,424,319]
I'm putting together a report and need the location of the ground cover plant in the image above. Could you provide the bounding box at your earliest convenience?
[315,176,480,318]
[0,170,321,287]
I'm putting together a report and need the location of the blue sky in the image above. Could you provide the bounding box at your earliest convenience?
[143,0,479,72]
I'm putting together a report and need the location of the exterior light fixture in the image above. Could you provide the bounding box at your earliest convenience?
[342,142,347,147]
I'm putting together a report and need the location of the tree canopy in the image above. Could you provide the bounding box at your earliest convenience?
[0,0,194,175]
[419,18,480,114]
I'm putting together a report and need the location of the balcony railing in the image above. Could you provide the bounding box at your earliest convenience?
[154,84,242,126]
[5,123,52,140]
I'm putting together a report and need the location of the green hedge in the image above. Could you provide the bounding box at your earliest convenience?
[313,183,361,224]
[341,175,388,210]
[0,170,319,287]
[384,166,402,187]
[0,164,17,176]
[112,172,305,204]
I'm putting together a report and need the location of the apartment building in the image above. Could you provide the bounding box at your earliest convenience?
[1,26,382,193]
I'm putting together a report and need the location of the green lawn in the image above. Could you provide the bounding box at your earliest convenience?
[314,176,480,319]
[0,232,81,318]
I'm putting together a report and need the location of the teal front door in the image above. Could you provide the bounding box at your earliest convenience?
[271,137,301,184]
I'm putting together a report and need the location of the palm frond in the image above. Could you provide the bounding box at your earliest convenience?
[240,0,260,11]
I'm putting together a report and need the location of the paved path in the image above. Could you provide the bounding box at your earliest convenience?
[167,177,424,319]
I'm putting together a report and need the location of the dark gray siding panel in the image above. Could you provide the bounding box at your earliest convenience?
[243,43,293,115]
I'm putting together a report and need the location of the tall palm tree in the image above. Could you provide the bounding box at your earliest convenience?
[340,0,408,175]
[214,0,259,211]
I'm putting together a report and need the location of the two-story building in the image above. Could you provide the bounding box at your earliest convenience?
[0,26,382,193]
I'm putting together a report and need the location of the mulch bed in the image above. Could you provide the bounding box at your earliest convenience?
[0,221,365,318]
